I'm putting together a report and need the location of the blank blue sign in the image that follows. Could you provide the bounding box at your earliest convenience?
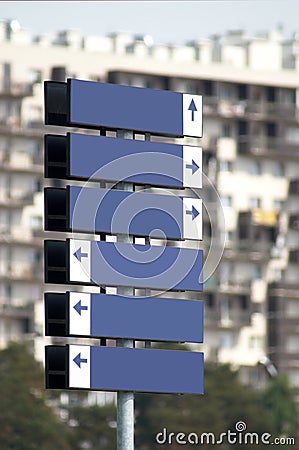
[68,185,202,240]
[68,292,204,342]
[68,79,202,137]
[68,344,204,394]
[68,132,202,188]
[69,238,203,291]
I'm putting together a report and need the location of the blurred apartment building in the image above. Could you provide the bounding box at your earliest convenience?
[0,19,299,399]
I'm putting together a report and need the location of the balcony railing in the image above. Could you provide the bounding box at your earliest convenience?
[219,311,251,328]
[0,301,34,319]
[238,135,299,159]
[0,81,33,98]
[202,96,298,120]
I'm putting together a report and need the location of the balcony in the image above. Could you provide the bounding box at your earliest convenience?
[268,281,299,297]
[219,310,251,328]
[0,192,34,208]
[0,264,43,282]
[238,135,299,160]
[203,97,298,121]
[246,102,298,120]
[0,149,43,175]
[219,279,251,295]
[224,239,273,261]
[0,81,33,98]
[0,301,34,320]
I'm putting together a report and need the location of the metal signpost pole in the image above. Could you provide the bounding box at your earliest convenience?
[116,129,134,450]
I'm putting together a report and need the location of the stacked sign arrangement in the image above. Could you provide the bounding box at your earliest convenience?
[44,79,204,395]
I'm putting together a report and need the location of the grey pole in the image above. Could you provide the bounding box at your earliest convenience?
[116,129,134,450]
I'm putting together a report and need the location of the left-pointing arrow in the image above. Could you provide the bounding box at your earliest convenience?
[73,352,88,368]
[73,247,88,262]
[186,205,200,221]
[73,300,88,316]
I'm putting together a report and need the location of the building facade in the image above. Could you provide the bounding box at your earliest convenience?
[0,19,299,399]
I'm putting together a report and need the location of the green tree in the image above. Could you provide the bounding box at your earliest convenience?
[68,403,117,450]
[260,373,297,436]
[135,362,274,449]
[0,342,71,450]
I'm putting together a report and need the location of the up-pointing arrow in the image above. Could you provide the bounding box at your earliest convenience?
[73,300,88,316]
[73,352,88,368]
[188,99,197,122]
[186,159,200,175]
[186,205,200,221]
[73,247,88,262]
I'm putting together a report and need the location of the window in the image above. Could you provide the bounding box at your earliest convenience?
[222,123,232,137]
[206,294,215,308]
[237,84,248,100]
[28,68,42,84]
[30,215,42,230]
[4,284,11,302]
[219,160,233,172]
[221,195,232,207]
[203,80,213,96]
[266,87,276,103]
[274,199,283,210]
[250,197,261,209]
[273,162,284,177]
[249,336,263,349]
[252,265,262,280]
[240,295,249,310]
[250,160,261,175]
[220,332,234,349]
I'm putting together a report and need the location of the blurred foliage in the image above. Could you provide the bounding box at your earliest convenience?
[0,342,71,450]
[260,373,297,436]
[0,342,297,450]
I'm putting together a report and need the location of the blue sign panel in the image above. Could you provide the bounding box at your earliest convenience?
[68,79,202,137]
[68,132,202,188]
[68,344,204,394]
[68,185,202,241]
[68,292,204,343]
[69,238,203,291]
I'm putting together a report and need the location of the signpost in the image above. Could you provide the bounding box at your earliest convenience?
[44,238,203,291]
[45,185,202,240]
[45,132,202,189]
[44,78,204,450]
[45,79,202,137]
[45,291,204,343]
[46,345,204,394]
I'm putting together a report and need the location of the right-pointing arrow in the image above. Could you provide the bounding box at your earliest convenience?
[186,159,200,175]
[73,300,88,316]
[186,205,200,221]
[73,352,88,368]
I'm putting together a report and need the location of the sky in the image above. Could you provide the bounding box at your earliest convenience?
[1,1,299,45]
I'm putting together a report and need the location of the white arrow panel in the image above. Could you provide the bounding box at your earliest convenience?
[183,146,202,188]
[183,198,203,241]
[69,292,91,336]
[182,94,203,137]
[69,345,90,389]
[69,239,91,283]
